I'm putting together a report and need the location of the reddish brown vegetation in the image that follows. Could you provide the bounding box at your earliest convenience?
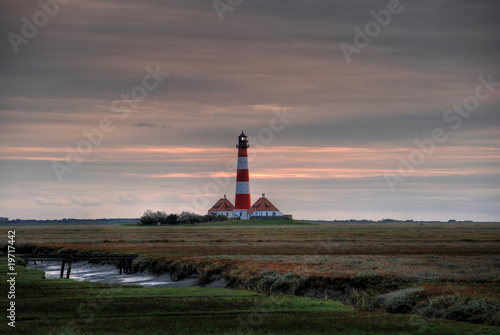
[14,223,500,282]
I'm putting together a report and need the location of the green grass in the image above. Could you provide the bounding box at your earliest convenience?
[195,219,315,226]
[1,262,499,334]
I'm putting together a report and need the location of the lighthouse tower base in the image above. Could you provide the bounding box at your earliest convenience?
[233,209,249,220]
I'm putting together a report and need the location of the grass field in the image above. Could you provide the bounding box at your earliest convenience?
[195,218,315,226]
[1,263,500,335]
[12,221,500,280]
[2,220,500,333]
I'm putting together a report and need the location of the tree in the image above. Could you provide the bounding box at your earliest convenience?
[177,211,203,224]
[140,210,217,225]
[140,210,168,225]
[166,214,179,225]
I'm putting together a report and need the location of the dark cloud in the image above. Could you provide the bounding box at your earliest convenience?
[130,122,171,129]
[0,0,498,219]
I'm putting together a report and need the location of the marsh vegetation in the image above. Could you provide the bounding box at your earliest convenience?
[2,221,499,333]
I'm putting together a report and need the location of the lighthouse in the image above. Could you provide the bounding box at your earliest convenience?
[234,131,251,219]
[207,132,290,220]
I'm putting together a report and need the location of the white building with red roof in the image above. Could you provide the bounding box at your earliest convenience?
[207,195,235,218]
[208,193,285,219]
[248,193,284,218]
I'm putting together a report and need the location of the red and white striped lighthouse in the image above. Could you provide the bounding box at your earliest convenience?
[234,132,251,218]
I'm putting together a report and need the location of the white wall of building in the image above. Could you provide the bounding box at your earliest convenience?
[251,211,284,217]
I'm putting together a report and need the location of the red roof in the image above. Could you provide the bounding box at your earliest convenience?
[208,197,235,214]
[248,196,281,214]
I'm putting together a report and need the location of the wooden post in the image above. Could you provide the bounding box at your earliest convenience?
[66,260,73,279]
[60,261,66,278]
[119,260,123,274]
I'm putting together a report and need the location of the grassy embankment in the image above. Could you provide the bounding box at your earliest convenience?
[1,262,500,335]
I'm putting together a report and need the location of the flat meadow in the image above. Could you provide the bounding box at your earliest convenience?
[13,221,500,281]
[2,221,500,334]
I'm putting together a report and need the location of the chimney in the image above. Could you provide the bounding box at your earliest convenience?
[262,193,265,198]
[224,194,226,199]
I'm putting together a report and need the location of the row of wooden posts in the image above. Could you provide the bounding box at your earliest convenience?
[23,255,137,279]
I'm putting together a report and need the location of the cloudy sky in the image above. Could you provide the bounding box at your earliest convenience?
[1,0,499,221]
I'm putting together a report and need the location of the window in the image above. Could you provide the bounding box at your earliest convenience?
[272,212,276,216]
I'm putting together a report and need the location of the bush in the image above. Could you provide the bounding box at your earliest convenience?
[414,296,500,326]
[215,214,228,221]
[203,215,215,222]
[166,214,178,225]
[177,211,203,224]
[140,210,169,225]
[140,210,218,225]
[201,214,228,222]
[371,287,425,313]
[251,270,303,293]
